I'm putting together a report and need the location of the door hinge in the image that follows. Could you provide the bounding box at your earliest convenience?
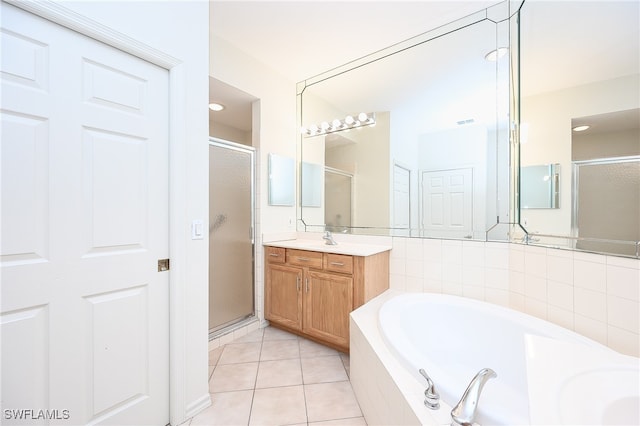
[158,258,170,272]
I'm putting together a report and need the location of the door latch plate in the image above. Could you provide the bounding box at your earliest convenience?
[158,259,170,272]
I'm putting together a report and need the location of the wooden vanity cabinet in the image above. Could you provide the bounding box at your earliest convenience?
[264,245,389,352]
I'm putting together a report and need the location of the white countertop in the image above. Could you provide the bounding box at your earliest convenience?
[264,239,392,257]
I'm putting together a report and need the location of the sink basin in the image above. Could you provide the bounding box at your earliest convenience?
[526,334,640,425]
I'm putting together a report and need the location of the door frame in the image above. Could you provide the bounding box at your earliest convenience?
[4,0,192,424]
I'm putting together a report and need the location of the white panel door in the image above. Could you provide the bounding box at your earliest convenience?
[421,168,473,238]
[1,4,169,425]
[392,164,411,232]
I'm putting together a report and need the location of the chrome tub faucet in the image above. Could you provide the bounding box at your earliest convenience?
[451,368,497,426]
[419,368,440,409]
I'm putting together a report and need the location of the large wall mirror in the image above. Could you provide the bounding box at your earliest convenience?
[297,1,520,240]
[519,1,639,257]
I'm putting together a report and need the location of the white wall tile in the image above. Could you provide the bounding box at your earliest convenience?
[574,287,607,322]
[463,285,484,301]
[547,253,573,285]
[607,296,640,334]
[607,265,640,301]
[606,255,640,269]
[485,267,509,290]
[442,282,462,296]
[462,266,485,287]
[389,257,405,275]
[524,297,547,320]
[443,263,462,284]
[547,280,573,310]
[509,292,525,312]
[406,276,424,293]
[485,243,509,269]
[389,274,406,291]
[574,314,607,346]
[509,270,525,295]
[524,250,547,279]
[423,260,442,281]
[463,241,485,267]
[607,325,640,357]
[547,305,574,331]
[405,259,424,278]
[423,238,442,263]
[509,244,525,272]
[424,279,442,294]
[405,238,424,261]
[485,288,509,307]
[442,240,463,265]
[524,274,547,301]
[574,251,607,264]
[573,259,607,292]
[391,238,407,259]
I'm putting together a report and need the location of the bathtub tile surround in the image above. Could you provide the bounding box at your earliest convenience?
[389,237,640,357]
[192,326,364,426]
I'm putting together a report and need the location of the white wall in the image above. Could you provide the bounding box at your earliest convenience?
[56,0,210,422]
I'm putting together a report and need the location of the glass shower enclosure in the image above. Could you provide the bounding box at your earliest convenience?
[208,138,255,336]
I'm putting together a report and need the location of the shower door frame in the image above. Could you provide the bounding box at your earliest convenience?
[208,137,256,337]
[571,155,640,254]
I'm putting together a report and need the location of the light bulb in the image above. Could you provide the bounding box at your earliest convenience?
[309,124,319,134]
[332,119,341,129]
[321,121,330,130]
[358,112,368,122]
[345,115,355,125]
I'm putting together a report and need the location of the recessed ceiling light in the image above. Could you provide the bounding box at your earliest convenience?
[572,125,590,132]
[484,47,508,62]
[209,102,225,112]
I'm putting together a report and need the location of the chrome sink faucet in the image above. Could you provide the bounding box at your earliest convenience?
[451,368,497,426]
[323,230,337,245]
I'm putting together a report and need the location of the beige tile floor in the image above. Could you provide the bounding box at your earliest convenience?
[186,326,367,426]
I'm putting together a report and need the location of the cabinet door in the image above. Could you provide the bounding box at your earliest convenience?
[303,270,353,349]
[265,264,303,330]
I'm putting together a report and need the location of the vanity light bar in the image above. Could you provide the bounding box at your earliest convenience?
[301,112,376,137]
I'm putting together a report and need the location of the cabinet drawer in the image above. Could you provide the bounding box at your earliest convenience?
[324,253,353,274]
[265,247,286,264]
[287,249,323,269]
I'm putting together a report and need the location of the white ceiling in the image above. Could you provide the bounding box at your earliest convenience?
[209,1,639,132]
[208,0,501,131]
[210,1,501,83]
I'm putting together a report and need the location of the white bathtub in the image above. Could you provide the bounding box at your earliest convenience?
[350,291,639,425]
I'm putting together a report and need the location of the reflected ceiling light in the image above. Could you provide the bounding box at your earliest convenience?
[484,47,508,62]
[572,125,590,132]
[302,112,376,137]
[209,102,225,111]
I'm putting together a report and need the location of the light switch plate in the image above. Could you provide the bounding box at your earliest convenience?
[191,220,204,240]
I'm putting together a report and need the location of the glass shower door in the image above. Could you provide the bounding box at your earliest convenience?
[209,138,255,334]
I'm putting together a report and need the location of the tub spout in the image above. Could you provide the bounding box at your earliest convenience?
[451,368,497,426]
[418,368,440,409]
